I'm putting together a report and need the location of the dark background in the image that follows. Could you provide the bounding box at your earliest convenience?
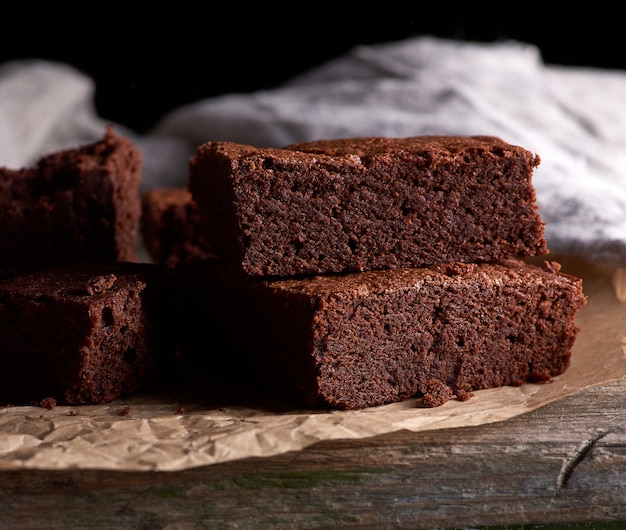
[2,5,624,134]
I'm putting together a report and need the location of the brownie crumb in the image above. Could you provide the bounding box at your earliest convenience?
[455,386,475,402]
[544,261,561,273]
[39,397,57,410]
[86,274,117,295]
[119,406,131,416]
[421,379,453,408]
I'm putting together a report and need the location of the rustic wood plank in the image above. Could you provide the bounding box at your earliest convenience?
[1,377,625,529]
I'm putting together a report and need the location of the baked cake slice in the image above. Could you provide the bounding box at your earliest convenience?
[0,126,142,279]
[189,136,548,277]
[174,258,586,410]
[0,261,176,405]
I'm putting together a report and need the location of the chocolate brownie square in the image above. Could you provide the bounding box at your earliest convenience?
[141,187,212,267]
[189,136,547,277]
[174,258,586,409]
[0,261,177,405]
[0,126,142,279]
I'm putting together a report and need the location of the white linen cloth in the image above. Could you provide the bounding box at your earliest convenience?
[2,36,626,268]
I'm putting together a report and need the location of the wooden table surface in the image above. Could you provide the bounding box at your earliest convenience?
[1,376,625,529]
[2,256,626,529]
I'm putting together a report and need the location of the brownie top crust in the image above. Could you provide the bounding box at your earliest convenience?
[285,135,532,159]
[190,135,547,277]
[199,134,535,161]
[262,258,579,299]
[0,261,154,300]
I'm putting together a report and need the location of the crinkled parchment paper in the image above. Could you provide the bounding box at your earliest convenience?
[1,256,625,472]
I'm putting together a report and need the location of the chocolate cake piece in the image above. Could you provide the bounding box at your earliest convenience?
[141,187,212,268]
[189,136,548,277]
[0,261,177,405]
[0,126,142,279]
[174,258,586,410]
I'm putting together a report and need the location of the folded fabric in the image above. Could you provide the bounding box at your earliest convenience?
[2,37,626,268]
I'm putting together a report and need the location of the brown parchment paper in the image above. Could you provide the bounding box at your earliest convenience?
[1,256,625,472]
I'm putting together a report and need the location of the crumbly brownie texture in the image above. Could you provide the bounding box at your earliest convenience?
[0,261,176,405]
[189,136,547,277]
[141,187,213,268]
[174,258,586,410]
[0,126,142,279]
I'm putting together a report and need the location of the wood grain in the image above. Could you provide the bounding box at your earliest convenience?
[1,376,625,529]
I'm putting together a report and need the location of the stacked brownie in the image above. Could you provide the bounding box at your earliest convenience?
[0,127,177,406]
[3,129,585,410]
[168,135,587,409]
